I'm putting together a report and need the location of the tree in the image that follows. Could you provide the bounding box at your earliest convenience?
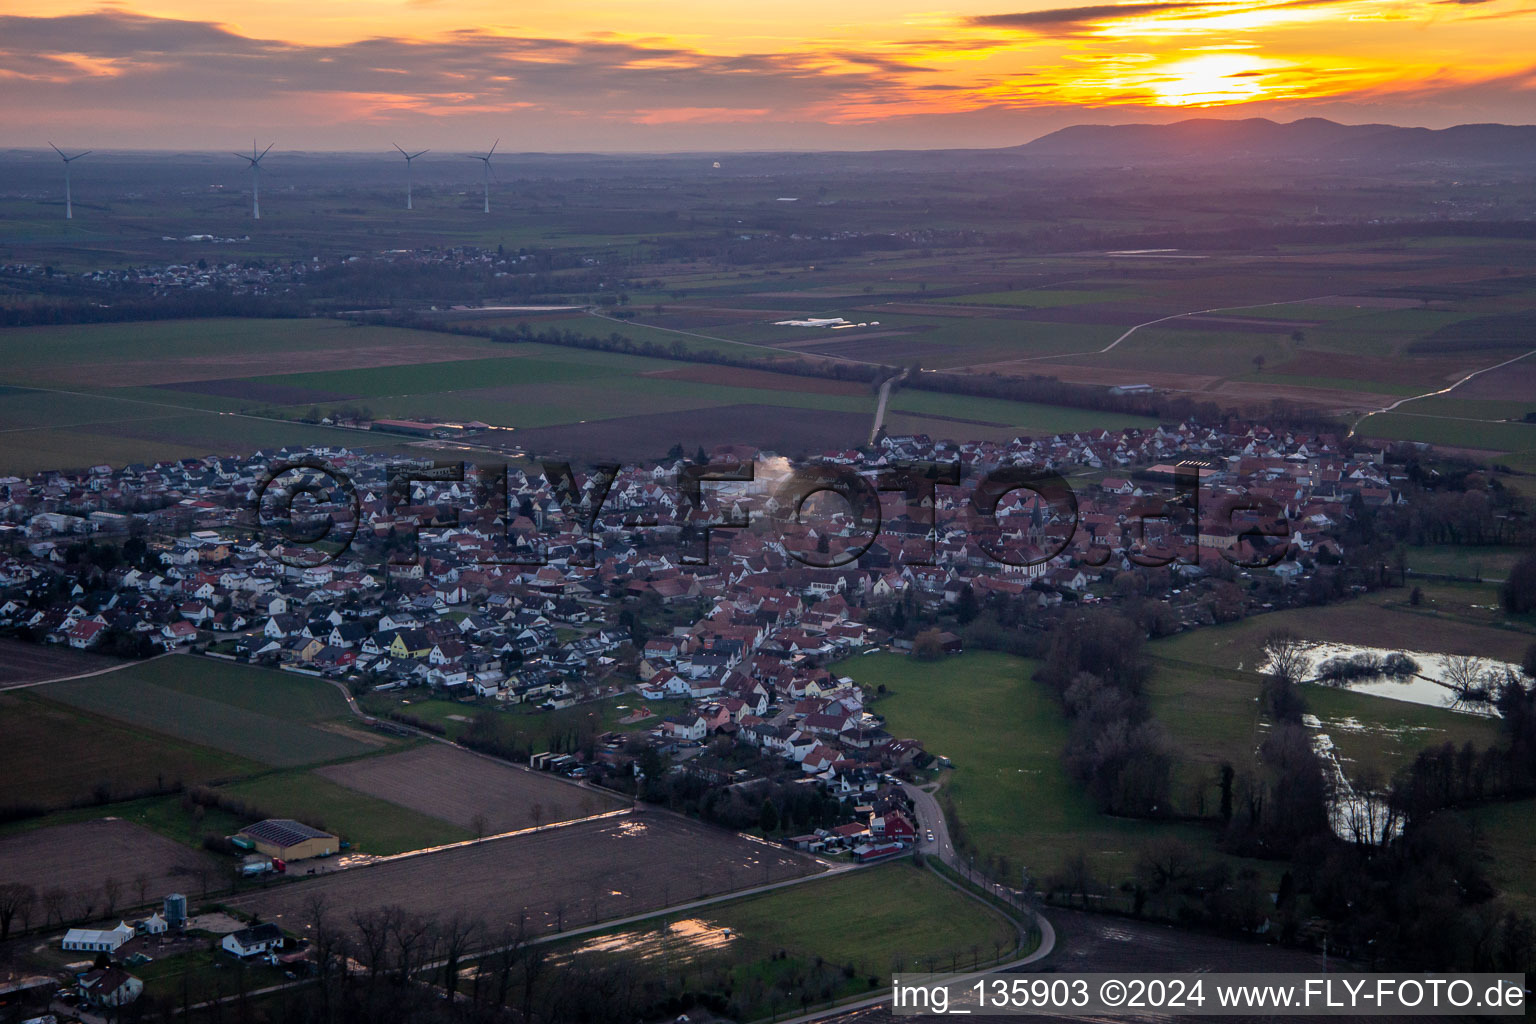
[1218,762,1235,823]
[42,887,68,927]
[1502,554,1536,614]
[0,883,35,941]
[955,584,979,625]
[760,798,780,833]
[1252,354,1266,373]
[1523,643,1536,680]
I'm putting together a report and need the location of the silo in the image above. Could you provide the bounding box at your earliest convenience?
[164,893,188,930]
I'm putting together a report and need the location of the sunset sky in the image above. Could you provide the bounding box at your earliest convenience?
[3,0,1534,150]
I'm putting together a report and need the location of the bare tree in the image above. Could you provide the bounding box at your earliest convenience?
[389,907,433,983]
[490,913,529,1009]
[1443,653,1491,702]
[352,908,392,985]
[528,802,546,829]
[0,883,35,940]
[133,872,150,907]
[438,915,481,998]
[1263,630,1309,687]
[470,812,489,839]
[102,876,122,916]
[42,887,67,928]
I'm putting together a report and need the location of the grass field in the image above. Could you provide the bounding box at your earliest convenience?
[844,651,1215,882]
[361,691,693,747]
[1468,798,1536,917]
[38,657,385,767]
[552,861,1019,1017]
[1298,683,1504,781]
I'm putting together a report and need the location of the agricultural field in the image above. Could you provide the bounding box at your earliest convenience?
[0,637,125,686]
[0,689,259,812]
[315,744,624,836]
[228,813,824,940]
[0,313,1178,473]
[37,657,387,767]
[0,818,224,912]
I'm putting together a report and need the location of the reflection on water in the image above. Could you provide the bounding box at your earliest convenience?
[1259,640,1518,717]
[565,918,738,963]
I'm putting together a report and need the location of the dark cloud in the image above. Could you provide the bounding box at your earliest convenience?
[0,9,907,116]
[968,0,1366,33]
[968,2,1217,31]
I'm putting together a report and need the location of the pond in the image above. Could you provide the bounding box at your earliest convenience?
[1256,640,1519,717]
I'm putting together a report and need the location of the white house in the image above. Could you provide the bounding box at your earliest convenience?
[222,922,284,958]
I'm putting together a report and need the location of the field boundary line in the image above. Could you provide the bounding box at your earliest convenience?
[1350,346,1536,437]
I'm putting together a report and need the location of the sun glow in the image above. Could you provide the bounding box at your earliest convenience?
[1149,52,1275,105]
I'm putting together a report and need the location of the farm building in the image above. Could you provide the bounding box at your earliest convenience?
[222,922,284,959]
[237,819,338,860]
[62,922,134,953]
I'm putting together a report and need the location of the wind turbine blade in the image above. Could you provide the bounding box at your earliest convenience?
[488,138,499,157]
[75,151,92,160]
[232,153,254,162]
[394,143,408,157]
[258,143,274,161]
[49,142,66,159]
[411,149,429,159]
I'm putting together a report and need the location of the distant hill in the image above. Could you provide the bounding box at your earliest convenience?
[1019,117,1536,165]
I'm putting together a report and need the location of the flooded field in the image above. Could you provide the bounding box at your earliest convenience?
[1257,640,1520,716]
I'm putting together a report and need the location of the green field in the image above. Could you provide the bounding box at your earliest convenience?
[39,658,383,766]
[935,287,1139,308]
[1467,798,1536,917]
[844,651,1214,881]
[551,862,1019,1018]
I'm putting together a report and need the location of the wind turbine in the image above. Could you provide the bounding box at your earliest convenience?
[393,143,429,210]
[465,138,498,214]
[49,143,91,220]
[233,141,274,219]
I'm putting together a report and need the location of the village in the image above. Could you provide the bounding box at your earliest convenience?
[0,421,1400,785]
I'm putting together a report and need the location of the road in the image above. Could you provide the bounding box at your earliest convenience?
[868,369,908,445]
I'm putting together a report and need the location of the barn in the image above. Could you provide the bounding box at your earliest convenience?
[237,819,338,861]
